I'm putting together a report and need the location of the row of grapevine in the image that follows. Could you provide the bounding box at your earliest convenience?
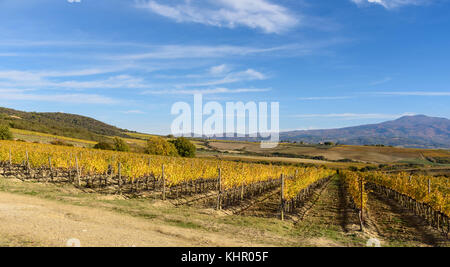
[363,172,449,217]
[0,140,298,189]
[281,168,335,217]
[217,167,334,217]
[340,170,449,236]
[0,141,331,208]
[363,171,449,236]
[340,171,368,230]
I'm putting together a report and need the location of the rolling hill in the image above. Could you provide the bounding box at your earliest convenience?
[0,107,135,142]
[281,115,450,149]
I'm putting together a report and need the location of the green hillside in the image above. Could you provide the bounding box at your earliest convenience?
[0,107,136,142]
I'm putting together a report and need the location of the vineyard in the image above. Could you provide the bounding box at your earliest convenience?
[0,140,332,213]
[341,170,449,236]
[0,140,449,240]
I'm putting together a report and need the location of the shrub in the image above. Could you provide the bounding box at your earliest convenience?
[348,166,359,172]
[94,142,113,150]
[50,140,74,147]
[170,137,196,158]
[0,125,13,140]
[145,136,178,156]
[113,137,130,152]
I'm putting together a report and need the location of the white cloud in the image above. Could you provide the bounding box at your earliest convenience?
[0,53,19,57]
[351,0,428,9]
[142,87,270,95]
[123,110,146,114]
[294,112,415,119]
[369,77,392,86]
[0,70,150,90]
[179,68,266,87]
[68,0,81,3]
[115,44,294,60]
[298,96,354,101]
[374,91,450,96]
[209,64,230,76]
[0,91,116,104]
[136,0,298,34]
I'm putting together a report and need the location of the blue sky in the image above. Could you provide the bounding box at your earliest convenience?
[0,0,449,134]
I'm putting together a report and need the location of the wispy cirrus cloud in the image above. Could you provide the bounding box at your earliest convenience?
[298,96,354,101]
[369,77,392,86]
[0,90,117,104]
[298,90,450,101]
[112,44,297,60]
[123,110,146,114]
[178,68,267,88]
[0,69,151,90]
[1,39,345,62]
[351,0,430,9]
[294,112,415,119]
[142,87,270,95]
[373,91,450,96]
[135,0,298,34]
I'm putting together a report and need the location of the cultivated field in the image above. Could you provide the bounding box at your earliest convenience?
[201,140,450,164]
[0,139,448,247]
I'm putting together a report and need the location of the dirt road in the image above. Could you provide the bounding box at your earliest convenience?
[0,191,267,247]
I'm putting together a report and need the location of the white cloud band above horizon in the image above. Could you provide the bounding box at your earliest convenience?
[351,0,430,9]
[293,112,416,120]
[136,0,298,34]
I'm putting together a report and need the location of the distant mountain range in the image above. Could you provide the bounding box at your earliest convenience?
[1,107,449,149]
[281,115,450,149]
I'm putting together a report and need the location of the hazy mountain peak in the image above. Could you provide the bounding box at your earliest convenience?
[282,115,450,149]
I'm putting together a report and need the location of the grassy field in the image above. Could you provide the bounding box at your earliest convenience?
[10,128,149,149]
[0,177,369,247]
[197,152,373,169]
[1,175,446,247]
[197,140,450,166]
[11,128,97,147]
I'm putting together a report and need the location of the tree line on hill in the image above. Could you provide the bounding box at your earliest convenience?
[0,123,196,158]
[0,107,133,142]
[94,136,196,158]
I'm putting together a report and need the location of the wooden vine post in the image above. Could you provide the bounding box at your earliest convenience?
[146,158,151,190]
[428,179,431,195]
[9,148,12,165]
[107,164,112,187]
[162,164,166,200]
[75,156,81,187]
[49,156,53,181]
[359,177,364,232]
[280,174,285,221]
[217,168,222,210]
[118,162,122,195]
[25,150,30,174]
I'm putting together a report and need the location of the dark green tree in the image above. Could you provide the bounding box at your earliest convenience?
[145,136,178,156]
[94,142,113,150]
[170,137,196,158]
[113,137,130,152]
[0,125,13,140]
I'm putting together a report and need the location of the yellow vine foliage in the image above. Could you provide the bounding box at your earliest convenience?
[284,167,334,200]
[0,140,323,189]
[362,171,449,216]
[341,171,368,211]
